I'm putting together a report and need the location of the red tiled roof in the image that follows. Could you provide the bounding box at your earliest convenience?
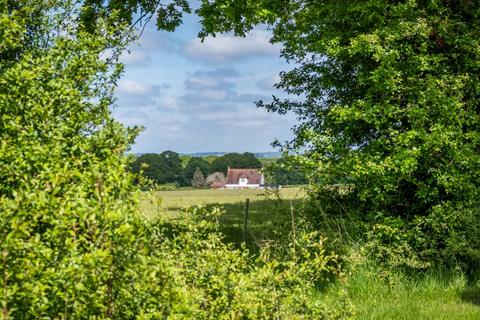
[226,168,263,185]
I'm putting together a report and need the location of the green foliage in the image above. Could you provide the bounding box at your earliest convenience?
[184,156,210,182]
[264,156,307,186]
[127,206,350,319]
[132,151,187,186]
[210,152,262,174]
[195,0,480,270]
[0,1,143,317]
[79,0,192,34]
[0,2,350,317]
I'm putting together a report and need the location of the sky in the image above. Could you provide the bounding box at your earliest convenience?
[112,12,296,154]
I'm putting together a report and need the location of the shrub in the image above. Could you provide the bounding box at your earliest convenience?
[0,8,141,318]
[119,206,352,319]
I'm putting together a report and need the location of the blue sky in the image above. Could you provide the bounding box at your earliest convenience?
[112,12,295,154]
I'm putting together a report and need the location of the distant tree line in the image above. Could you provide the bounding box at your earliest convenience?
[131,151,306,187]
[264,157,308,186]
[131,152,261,187]
[131,152,187,186]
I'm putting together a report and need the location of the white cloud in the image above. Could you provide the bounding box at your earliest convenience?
[199,89,230,102]
[184,30,281,63]
[116,79,155,96]
[184,67,239,91]
[120,50,150,66]
[117,79,149,95]
[158,96,179,110]
[197,108,273,127]
[119,27,180,69]
[115,80,163,108]
[258,73,281,90]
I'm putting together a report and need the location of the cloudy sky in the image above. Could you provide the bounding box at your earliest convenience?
[112,12,296,154]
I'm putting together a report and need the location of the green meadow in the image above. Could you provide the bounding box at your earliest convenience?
[140,187,305,248]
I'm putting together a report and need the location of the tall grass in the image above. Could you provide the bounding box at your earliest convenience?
[140,187,480,319]
[323,258,480,319]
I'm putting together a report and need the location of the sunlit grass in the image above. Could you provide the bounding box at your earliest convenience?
[324,260,480,319]
[140,186,305,218]
[139,187,306,250]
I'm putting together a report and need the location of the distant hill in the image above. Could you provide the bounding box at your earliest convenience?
[183,152,226,157]
[253,152,282,158]
[132,152,282,159]
[182,152,282,159]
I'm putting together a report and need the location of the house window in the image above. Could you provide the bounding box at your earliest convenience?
[239,177,248,185]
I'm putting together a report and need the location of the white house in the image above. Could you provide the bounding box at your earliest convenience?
[225,167,264,189]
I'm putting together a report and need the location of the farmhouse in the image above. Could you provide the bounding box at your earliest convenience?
[225,167,264,189]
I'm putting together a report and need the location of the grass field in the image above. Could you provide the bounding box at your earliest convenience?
[140,187,306,249]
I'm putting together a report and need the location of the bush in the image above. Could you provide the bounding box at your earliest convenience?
[119,206,352,319]
[0,3,142,318]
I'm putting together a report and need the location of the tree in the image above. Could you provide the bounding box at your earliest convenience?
[264,156,307,186]
[206,172,226,188]
[79,0,193,34]
[160,150,186,185]
[0,1,347,318]
[191,167,206,188]
[210,152,262,174]
[0,1,142,316]
[195,0,480,270]
[132,151,186,185]
[132,153,167,184]
[185,157,210,182]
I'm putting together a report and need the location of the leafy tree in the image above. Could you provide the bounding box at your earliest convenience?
[132,153,167,184]
[191,167,206,188]
[210,152,262,174]
[0,1,143,317]
[185,156,210,182]
[206,172,226,187]
[160,150,186,185]
[79,0,193,33]
[132,151,186,186]
[195,0,480,270]
[242,152,263,168]
[265,156,307,186]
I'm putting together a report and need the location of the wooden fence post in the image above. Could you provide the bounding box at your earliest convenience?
[243,198,250,243]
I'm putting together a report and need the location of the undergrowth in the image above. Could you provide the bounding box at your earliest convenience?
[126,206,354,319]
